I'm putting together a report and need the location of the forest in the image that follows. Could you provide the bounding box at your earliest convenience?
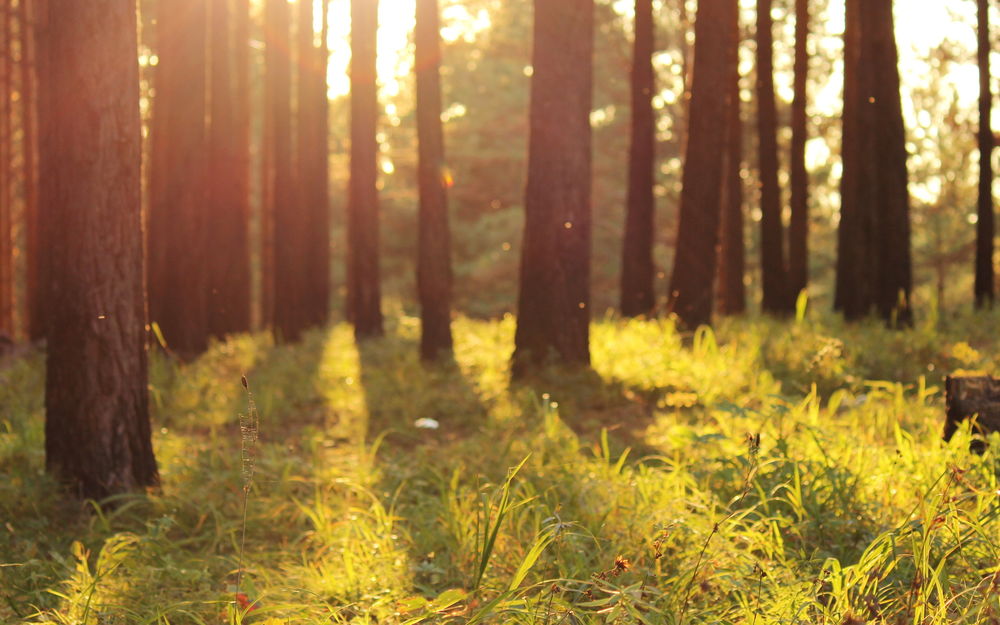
[0,0,999,622]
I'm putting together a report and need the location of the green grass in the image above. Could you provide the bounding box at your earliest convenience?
[2,310,1000,624]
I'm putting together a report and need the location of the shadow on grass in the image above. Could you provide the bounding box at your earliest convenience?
[242,330,330,434]
[509,364,664,460]
[355,330,489,449]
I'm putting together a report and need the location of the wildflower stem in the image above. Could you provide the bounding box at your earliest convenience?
[678,433,759,625]
[235,482,251,615]
[234,375,259,621]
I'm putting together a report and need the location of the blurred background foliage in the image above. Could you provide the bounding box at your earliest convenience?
[137,0,998,319]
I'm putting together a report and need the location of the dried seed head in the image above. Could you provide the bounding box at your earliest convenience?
[613,555,631,574]
[239,388,259,492]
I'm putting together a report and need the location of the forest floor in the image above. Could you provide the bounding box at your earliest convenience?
[2,309,1000,624]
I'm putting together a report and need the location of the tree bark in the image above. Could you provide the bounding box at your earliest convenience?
[207,0,251,339]
[148,0,210,356]
[265,0,297,340]
[234,0,251,326]
[787,0,809,300]
[864,0,911,325]
[22,0,41,341]
[716,0,745,316]
[288,0,331,338]
[415,0,454,360]
[348,0,383,338]
[0,0,10,339]
[834,0,861,313]
[620,0,655,317]
[756,0,788,314]
[260,0,277,329]
[40,0,158,500]
[974,0,994,307]
[836,0,912,325]
[677,0,692,153]
[512,0,593,374]
[304,0,331,331]
[667,0,734,329]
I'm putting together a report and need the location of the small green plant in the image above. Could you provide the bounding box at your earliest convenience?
[472,455,530,593]
[677,432,761,625]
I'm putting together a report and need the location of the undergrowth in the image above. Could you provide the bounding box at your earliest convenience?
[1,310,999,623]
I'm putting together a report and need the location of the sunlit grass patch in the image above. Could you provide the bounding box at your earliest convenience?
[2,313,999,623]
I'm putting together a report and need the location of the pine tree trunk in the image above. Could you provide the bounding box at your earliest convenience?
[148,0,210,357]
[667,0,733,329]
[234,0,251,326]
[348,0,383,338]
[756,0,788,314]
[787,0,809,300]
[260,0,277,329]
[834,0,862,314]
[837,0,911,324]
[866,0,911,324]
[0,0,10,339]
[716,0,745,316]
[415,0,454,360]
[266,0,298,341]
[290,0,330,337]
[21,0,41,341]
[40,0,158,500]
[512,0,593,374]
[974,0,994,307]
[620,0,655,317]
[265,0,303,342]
[677,0,692,153]
[207,0,251,339]
[303,0,331,331]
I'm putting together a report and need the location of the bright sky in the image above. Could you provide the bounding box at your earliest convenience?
[325,0,492,99]
[825,0,985,109]
[314,0,995,204]
[320,0,992,109]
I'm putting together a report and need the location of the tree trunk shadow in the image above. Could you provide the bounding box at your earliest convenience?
[356,333,489,448]
[509,364,665,460]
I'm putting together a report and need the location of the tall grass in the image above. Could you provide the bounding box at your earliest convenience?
[1,311,999,623]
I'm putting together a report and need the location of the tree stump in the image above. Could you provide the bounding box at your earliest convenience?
[944,375,1000,452]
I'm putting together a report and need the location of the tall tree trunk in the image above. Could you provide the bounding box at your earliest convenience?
[22,0,41,341]
[40,0,158,500]
[620,0,655,317]
[512,0,593,374]
[787,0,809,300]
[207,0,251,339]
[290,0,331,338]
[756,0,788,314]
[415,0,454,360]
[0,0,10,339]
[836,0,911,324]
[148,0,209,357]
[867,0,911,324]
[260,0,280,329]
[269,0,306,342]
[677,0,692,153]
[667,0,734,329]
[348,0,383,338]
[975,0,994,307]
[266,0,295,340]
[834,0,861,313]
[306,0,331,330]
[716,0,745,316]
[235,0,251,326]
